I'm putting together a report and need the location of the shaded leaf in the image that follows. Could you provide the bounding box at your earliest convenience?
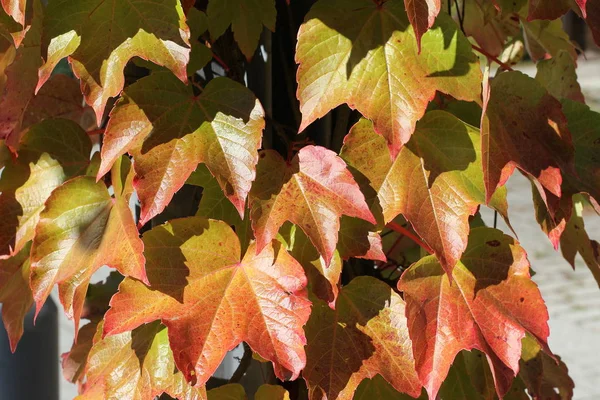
[77,321,207,400]
[522,19,577,61]
[62,321,98,385]
[535,50,584,103]
[481,71,574,204]
[303,276,421,400]
[0,0,41,144]
[250,146,375,266]
[341,113,509,275]
[296,0,482,156]
[354,375,426,400]
[560,195,600,287]
[187,8,213,75]
[462,0,520,57]
[207,0,276,59]
[398,227,550,399]
[255,384,290,400]
[30,175,148,333]
[527,0,572,20]
[104,217,311,386]
[207,384,245,400]
[286,224,342,307]
[98,71,264,226]
[518,335,574,400]
[0,119,91,256]
[0,242,32,351]
[577,0,600,45]
[38,0,191,121]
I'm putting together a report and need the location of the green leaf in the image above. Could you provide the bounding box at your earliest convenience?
[535,50,584,103]
[0,119,92,256]
[0,242,32,351]
[207,384,245,400]
[250,146,375,266]
[98,71,265,226]
[354,375,426,400]
[207,0,276,59]
[187,8,213,75]
[296,0,482,156]
[560,195,600,287]
[341,112,509,275]
[303,276,422,399]
[38,0,192,121]
[521,19,577,61]
[30,175,148,333]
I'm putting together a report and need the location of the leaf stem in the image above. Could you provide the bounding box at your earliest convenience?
[86,128,104,136]
[386,222,433,254]
[471,45,514,71]
[212,52,231,72]
[229,343,253,383]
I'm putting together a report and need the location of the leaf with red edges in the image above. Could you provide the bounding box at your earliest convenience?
[38,0,191,122]
[30,172,147,334]
[576,0,600,46]
[303,276,421,400]
[103,217,311,387]
[341,113,509,275]
[0,242,32,352]
[535,51,585,104]
[98,71,264,226]
[0,0,25,26]
[398,227,551,399]
[296,0,482,156]
[481,71,574,203]
[250,146,375,266]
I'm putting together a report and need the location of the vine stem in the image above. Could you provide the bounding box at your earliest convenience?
[86,128,104,136]
[229,343,252,383]
[386,222,433,254]
[471,45,514,71]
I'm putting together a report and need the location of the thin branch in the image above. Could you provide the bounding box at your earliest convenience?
[211,51,231,72]
[86,128,104,136]
[471,44,515,71]
[229,343,252,383]
[386,222,433,254]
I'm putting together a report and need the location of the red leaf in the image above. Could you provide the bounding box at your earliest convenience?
[481,71,574,203]
[250,146,375,266]
[398,227,551,399]
[404,0,441,49]
[103,217,311,387]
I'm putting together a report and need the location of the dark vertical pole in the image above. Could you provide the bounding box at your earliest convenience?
[0,299,59,399]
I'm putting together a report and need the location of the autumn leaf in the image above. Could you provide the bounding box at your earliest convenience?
[0,3,25,45]
[98,71,264,226]
[0,119,92,256]
[38,0,191,122]
[303,276,421,399]
[354,375,426,400]
[404,0,441,49]
[62,321,98,386]
[250,146,375,266]
[398,227,551,399]
[0,242,32,351]
[527,0,572,20]
[0,0,25,26]
[481,71,574,204]
[207,384,244,400]
[296,0,482,156]
[30,173,148,333]
[341,113,509,275]
[207,0,276,60]
[73,321,206,400]
[103,217,311,387]
[577,0,600,45]
[0,0,41,144]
